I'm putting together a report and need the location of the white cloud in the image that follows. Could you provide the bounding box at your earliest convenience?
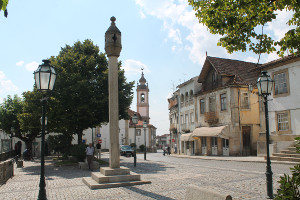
[16,61,24,67]
[123,59,151,75]
[136,0,294,66]
[135,0,227,65]
[0,71,18,95]
[245,57,259,63]
[139,10,146,19]
[264,52,280,63]
[25,61,39,71]
[266,10,295,41]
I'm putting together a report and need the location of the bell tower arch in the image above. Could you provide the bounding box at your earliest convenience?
[137,69,150,123]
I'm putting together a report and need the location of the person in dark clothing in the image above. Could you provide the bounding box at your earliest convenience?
[167,146,171,155]
[96,142,101,159]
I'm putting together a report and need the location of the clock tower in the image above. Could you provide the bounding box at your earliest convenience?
[137,69,150,123]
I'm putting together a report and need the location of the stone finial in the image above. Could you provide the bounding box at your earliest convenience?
[110,16,116,24]
[105,16,122,57]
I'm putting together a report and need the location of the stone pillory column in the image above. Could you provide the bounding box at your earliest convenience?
[105,16,122,169]
[82,17,151,189]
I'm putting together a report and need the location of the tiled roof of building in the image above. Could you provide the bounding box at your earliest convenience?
[199,56,260,85]
[256,54,300,70]
[177,76,197,88]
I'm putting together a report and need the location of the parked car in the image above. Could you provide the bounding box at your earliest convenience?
[120,145,134,157]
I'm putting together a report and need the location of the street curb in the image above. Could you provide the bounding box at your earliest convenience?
[169,154,298,165]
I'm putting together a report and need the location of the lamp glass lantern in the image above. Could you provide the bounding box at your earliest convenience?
[257,71,274,96]
[143,120,147,128]
[40,117,48,126]
[34,60,57,92]
[132,114,138,125]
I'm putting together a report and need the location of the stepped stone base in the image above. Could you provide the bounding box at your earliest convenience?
[83,166,151,189]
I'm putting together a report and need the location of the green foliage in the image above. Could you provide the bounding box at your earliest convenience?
[54,160,78,166]
[0,0,8,11]
[274,137,300,199]
[70,144,87,162]
[275,165,300,199]
[49,39,134,144]
[47,134,73,157]
[0,95,23,137]
[0,92,45,152]
[139,144,145,151]
[0,0,9,17]
[188,0,300,56]
[130,143,136,148]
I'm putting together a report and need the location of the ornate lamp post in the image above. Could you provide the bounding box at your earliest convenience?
[257,71,274,199]
[34,59,56,200]
[132,114,138,167]
[143,120,147,160]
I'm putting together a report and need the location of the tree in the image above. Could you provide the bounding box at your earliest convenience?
[0,0,8,18]
[0,95,23,141]
[17,90,43,154]
[50,39,134,144]
[188,0,300,56]
[0,91,48,155]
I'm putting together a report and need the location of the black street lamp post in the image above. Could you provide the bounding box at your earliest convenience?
[143,120,147,160]
[132,114,138,167]
[257,71,274,199]
[34,59,56,200]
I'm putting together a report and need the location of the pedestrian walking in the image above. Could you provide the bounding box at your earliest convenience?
[86,143,94,170]
[167,146,171,155]
[96,142,101,159]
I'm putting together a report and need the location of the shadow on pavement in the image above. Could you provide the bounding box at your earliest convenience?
[125,186,176,200]
[19,157,170,179]
[120,161,171,174]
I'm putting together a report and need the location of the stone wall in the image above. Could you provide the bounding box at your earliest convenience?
[0,159,14,185]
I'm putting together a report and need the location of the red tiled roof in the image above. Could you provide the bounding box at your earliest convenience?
[199,56,261,85]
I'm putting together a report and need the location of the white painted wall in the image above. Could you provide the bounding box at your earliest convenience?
[267,60,300,135]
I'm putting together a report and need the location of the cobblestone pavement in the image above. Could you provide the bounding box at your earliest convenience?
[0,152,293,200]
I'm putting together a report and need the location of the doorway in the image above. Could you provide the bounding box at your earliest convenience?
[211,137,218,155]
[222,139,229,156]
[201,137,207,155]
[242,126,251,156]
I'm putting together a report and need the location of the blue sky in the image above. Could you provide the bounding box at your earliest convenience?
[0,0,293,135]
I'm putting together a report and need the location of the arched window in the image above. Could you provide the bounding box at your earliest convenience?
[141,93,145,103]
[181,94,184,103]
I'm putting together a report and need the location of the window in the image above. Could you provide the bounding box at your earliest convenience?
[212,72,217,88]
[190,112,194,123]
[185,114,189,124]
[241,92,249,109]
[200,99,205,114]
[274,70,289,95]
[209,96,216,112]
[277,111,289,131]
[185,92,189,105]
[141,93,145,103]
[136,129,141,136]
[220,93,227,111]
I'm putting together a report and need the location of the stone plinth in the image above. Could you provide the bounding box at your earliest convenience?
[82,166,151,189]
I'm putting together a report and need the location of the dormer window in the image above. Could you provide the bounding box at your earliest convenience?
[212,71,217,88]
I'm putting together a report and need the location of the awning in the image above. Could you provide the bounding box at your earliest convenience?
[192,126,229,139]
[180,133,194,141]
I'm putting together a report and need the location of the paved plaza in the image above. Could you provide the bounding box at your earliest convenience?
[0,152,294,200]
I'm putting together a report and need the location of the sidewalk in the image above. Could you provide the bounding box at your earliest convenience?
[170,153,298,165]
